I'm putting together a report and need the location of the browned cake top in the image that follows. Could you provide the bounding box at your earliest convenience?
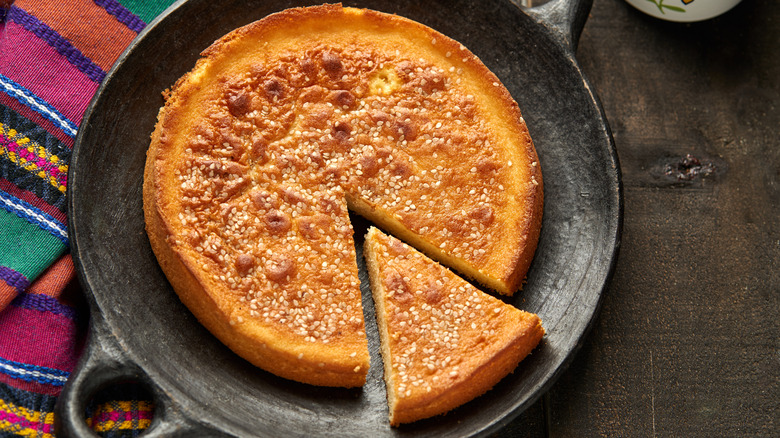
[163,4,540,288]
[181,46,524,263]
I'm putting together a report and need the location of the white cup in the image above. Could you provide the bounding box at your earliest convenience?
[624,0,742,22]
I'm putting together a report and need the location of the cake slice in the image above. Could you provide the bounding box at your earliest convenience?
[363,227,544,425]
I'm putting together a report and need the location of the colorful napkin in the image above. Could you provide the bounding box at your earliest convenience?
[0,0,177,435]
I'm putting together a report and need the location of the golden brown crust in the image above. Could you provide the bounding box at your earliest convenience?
[363,227,544,425]
[144,3,542,388]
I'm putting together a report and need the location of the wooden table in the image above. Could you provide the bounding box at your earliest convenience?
[496,0,779,435]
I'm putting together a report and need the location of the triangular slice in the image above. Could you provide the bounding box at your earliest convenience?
[363,227,544,425]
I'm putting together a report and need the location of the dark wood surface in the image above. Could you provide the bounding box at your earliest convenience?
[497,0,779,436]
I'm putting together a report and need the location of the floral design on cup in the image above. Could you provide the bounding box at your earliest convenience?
[626,0,741,22]
[647,0,686,14]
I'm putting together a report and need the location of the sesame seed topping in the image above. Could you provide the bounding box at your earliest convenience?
[158,31,539,388]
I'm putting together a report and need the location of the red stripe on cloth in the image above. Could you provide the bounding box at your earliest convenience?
[0,179,66,224]
[7,6,106,83]
[14,0,139,72]
[0,305,82,372]
[0,22,98,125]
[0,371,62,396]
[0,95,75,147]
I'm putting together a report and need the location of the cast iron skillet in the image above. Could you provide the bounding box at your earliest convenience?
[57,0,622,436]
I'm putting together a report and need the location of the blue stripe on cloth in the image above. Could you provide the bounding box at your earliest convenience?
[0,356,69,387]
[93,0,147,32]
[11,293,78,320]
[0,74,78,139]
[0,191,68,246]
[7,7,107,83]
[0,266,29,293]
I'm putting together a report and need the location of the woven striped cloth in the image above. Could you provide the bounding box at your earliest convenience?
[0,0,177,436]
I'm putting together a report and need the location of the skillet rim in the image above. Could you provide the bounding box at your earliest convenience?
[61,0,622,436]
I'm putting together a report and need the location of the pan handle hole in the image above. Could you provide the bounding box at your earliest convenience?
[83,380,156,436]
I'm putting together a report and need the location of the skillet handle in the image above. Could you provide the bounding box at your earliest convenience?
[54,318,225,437]
[518,0,594,52]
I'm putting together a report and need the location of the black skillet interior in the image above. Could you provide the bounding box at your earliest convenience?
[60,0,621,436]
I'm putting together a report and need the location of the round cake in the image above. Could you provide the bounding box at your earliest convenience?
[143,4,543,388]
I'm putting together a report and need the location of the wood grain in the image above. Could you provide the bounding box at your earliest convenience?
[540,0,779,436]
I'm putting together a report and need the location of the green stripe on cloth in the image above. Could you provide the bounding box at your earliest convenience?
[0,208,66,281]
[117,0,179,25]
